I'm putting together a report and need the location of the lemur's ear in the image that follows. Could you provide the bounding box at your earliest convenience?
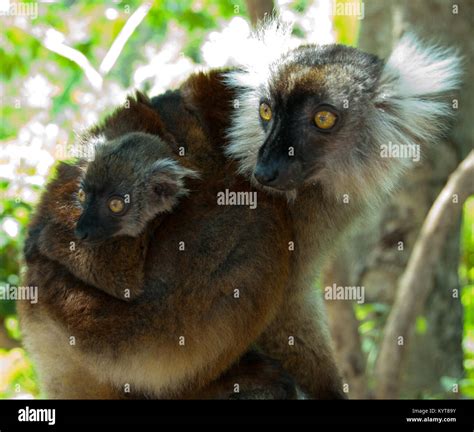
[72,131,107,162]
[42,161,86,228]
[372,33,462,150]
[146,159,199,213]
[54,161,85,181]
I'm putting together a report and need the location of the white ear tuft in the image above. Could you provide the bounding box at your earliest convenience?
[372,33,462,160]
[380,33,462,99]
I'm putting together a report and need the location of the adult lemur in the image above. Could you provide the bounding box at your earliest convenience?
[19,24,460,399]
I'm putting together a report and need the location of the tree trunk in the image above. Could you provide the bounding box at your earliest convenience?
[375,151,474,398]
[245,0,275,26]
[326,0,472,398]
[324,259,369,399]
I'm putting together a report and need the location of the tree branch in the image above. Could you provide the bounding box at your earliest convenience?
[99,1,153,75]
[324,257,369,399]
[43,29,104,90]
[20,26,103,90]
[0,321,20,350]
[245,0,275,27]
[375,150,474,399]
[14,1,153,90]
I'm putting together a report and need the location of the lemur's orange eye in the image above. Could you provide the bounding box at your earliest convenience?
[108,197,125,214]
[314,110,337,130]
[77,188,86,203]
[259,103,272,121]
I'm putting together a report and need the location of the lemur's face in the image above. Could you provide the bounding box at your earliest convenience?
[228,44,384,192]
[74,161,136,243]
[254,47,383,191]
[227,35,459,197]
[74,132,190,243]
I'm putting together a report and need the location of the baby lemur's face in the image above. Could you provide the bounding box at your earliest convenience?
[75,164,137,243]
[74,132,190,243]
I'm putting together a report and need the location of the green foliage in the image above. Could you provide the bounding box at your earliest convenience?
[0,346,39,399]
[355,302,388,384]
[0,180,38,398]
[291,0,310,13]
[416,316,428,335]
[460,197,474,398]
[0,180,32,317]
[333,0,361,47]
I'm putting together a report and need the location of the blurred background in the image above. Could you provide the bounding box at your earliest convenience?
[0,0,472,399]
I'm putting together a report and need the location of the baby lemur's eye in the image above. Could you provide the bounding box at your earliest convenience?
[314,110,338,130]
[259,102,272,121]
[108,197,126,215]
[77,188,86,204]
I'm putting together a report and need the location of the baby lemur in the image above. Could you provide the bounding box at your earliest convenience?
[75,132,197,243]
[20,26,460,399]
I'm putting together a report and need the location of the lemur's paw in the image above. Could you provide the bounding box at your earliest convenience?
[218,351,299,400]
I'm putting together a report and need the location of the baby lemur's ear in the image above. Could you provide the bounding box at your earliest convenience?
[146,159,199,213]
[54,160,87,180]
[372,33,462,155]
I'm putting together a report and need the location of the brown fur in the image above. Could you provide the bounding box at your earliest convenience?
[170,70,347,398]
[20,69,345,399]
[187,350,298,399]
[20,74,296,398]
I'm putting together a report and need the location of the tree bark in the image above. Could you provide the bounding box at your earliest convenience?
[324,259,369,399]
[0,320,20,350]
[245,0,275,27]
[375,151,474,398]
[326,0,472,398]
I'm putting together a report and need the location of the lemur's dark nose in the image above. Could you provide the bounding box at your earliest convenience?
[254,163,279,186]
[254,158,305,191]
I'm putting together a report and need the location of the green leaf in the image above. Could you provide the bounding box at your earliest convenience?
[416,316,428,335]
